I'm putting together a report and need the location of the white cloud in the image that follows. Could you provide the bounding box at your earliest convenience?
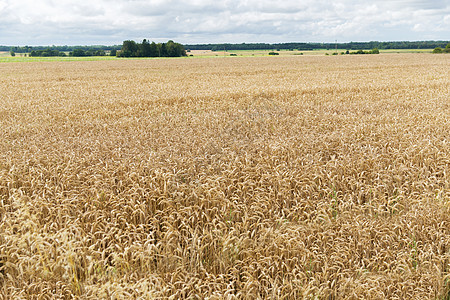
[0,0,449,45]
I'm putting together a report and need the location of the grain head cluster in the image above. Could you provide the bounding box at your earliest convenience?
[0,54,449,299]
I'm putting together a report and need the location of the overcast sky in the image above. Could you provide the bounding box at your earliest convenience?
[0,0,449,45]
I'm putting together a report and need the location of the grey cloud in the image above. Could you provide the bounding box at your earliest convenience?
[0,0,448,45]
[385,0,449,10]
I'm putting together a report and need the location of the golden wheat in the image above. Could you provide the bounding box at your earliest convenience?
[0,54,449,299]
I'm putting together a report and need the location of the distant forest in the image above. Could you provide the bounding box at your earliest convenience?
[184,41,450,51]
[2,45,121,53]
[2,40,449,54]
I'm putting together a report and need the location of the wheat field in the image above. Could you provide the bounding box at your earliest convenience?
[0,54,449,299]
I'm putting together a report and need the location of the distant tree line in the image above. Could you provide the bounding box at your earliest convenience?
[2,45,121,53]
[3,41,449,56]
[347,49,380,55]
[28,48,112,57]
[69,49,107,56]
[30,49,67,57]
[117,40,187,57]
[184,41,450,51]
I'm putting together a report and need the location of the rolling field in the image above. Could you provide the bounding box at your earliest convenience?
[0,54,449,299]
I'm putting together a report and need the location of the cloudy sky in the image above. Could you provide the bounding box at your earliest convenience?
[0,0,449,45]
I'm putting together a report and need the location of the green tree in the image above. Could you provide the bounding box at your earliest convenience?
[166,40,177,57]
[166,40,186,57]
[159,43,167,57]
[10,50,15,57]
[137,39,150,57]
[117,39,186,58]
[149,42,159,57]
[444,44,450,53]
[71,49,86,56]
[120,40,138,57]
[94,50,106,56]
[433,47,443,54]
